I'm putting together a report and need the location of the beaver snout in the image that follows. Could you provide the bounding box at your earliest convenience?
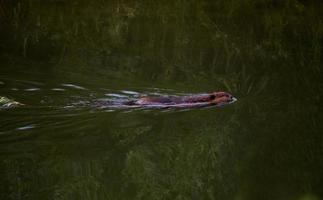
[210,92,236,105]
[210,92,231,99]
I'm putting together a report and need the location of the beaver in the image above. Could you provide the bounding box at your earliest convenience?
[125,91,236,108]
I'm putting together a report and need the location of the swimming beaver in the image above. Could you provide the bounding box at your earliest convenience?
[124,91,236,108]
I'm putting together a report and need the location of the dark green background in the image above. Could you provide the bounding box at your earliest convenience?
[0,0,322,199]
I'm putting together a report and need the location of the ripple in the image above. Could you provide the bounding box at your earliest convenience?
[120,90,140,95]
[105,93,128,98]
[16,124,36,131]
[24,88,41,91]
[51,88,66,91]
[61,83,86,90]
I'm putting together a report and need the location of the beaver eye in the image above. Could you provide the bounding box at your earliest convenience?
[210,95,215,100]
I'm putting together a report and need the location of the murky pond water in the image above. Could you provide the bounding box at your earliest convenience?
[0,0,322,200]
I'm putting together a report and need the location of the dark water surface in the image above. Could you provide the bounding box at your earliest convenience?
[0,0,323,199]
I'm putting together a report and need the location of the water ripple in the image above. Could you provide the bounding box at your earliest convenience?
[61,83,87,90]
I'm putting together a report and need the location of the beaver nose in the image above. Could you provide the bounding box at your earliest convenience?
[227,95,233,102]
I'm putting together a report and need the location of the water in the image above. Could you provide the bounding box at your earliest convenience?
[0,0,322,200]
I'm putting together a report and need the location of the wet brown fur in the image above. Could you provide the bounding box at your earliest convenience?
[134,92,233,106]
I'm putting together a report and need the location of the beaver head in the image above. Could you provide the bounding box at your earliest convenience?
[208,92,236,105]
